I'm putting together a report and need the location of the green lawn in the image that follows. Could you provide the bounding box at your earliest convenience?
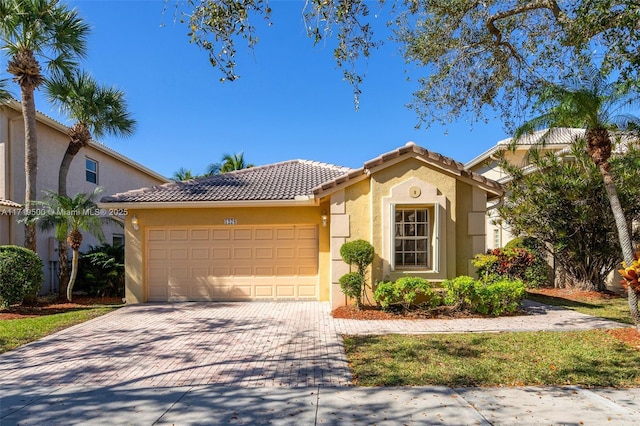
[345,330,640,387]
[526,291,633,324]
[0,307,116,354]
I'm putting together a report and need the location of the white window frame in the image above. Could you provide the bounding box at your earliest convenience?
[390,203,440,273]
[393,207,431,269]
[86,157,98,184]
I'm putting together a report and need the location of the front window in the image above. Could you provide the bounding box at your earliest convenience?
[86,158,98,184]
[394,208,430,268]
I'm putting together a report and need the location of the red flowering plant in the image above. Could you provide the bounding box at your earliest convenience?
[619,246,640,296]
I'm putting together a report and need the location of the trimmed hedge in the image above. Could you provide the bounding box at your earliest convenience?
[444,275,525,316]
[0,245,44,308]
[374,277,441,310]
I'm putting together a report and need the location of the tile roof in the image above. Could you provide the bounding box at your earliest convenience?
[101,160,353,203]
[0,199,22,209]
[314,142,504,197]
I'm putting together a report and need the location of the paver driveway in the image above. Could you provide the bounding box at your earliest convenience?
[0,302,352,389]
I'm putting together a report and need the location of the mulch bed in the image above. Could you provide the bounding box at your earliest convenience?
[331,304,521,320]
[0,296,123,320]
[333,289,640,350]
[528,287,625,301]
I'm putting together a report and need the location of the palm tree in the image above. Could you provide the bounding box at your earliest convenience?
[45,70,135,295]
[515,68,640,327]
[29,188,121,301]
[0,0,89,252]
[0,79,11,104]
[47,70,136,196]
[219,152,254,173]
[172,167,196,181]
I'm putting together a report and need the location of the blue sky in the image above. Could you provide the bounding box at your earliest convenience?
[32,0,507,178]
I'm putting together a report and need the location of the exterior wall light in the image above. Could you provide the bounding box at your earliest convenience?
[321,211,328,227]
[131,214,139,231]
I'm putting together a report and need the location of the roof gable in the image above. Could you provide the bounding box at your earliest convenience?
[314,142,504,198]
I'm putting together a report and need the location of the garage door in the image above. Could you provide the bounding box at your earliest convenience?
[146,225,318,302]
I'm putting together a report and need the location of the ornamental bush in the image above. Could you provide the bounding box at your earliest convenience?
[374,277,440,311]
[0,245,44,308]
[472,243,547,288]
[339,239,375,307]
[339,239,375,276]
[443,275,525,316]
[339,272,363,301]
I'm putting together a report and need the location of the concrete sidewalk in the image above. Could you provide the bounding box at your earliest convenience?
[2,384,639,425]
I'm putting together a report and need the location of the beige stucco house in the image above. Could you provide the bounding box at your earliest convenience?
[465,128,584,251]
[102,142,503,308]
[0,100,169,292]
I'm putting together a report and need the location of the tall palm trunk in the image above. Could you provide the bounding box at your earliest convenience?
[599,164,640,327]
[57,140,85,296]
[67,248,79,302]
[587,128,640,328]
[21,85,38,252]
[66,229,83,301]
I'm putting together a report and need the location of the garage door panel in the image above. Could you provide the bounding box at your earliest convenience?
[276,285,295,297]
[255,228,273,240]
[190,229,210,240]
[147,225,318,301]
[212,248,230,259]
[170,248,188,260]
[169,229,188,241]
[191,248,209,260]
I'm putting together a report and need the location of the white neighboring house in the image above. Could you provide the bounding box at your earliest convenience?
[465,128,584,251]
[0,99,168,293]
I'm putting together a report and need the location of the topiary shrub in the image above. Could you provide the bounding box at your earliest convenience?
[339,272,364,301]
[0,245,44,308]
[374,277,440,311]
[339,239,375,307]
[340,239,375,276]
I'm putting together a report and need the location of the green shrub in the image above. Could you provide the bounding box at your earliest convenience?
[340,239,375,276]
[0,245,44,308]
[339,272,363,301]
[76,244,124,297]
[374,277,440,311]
[339,239,375,307]
[504,237,550,288]
[475,279,526,316]
[472,244,547,288]
[444,275,525,316]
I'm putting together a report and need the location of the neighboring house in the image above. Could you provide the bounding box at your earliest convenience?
[465,128,584,251]
[0,100,169,293]
[101,142,503,308]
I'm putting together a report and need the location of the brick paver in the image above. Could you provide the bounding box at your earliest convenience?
[0,300,627,390]
[0,302,351,389]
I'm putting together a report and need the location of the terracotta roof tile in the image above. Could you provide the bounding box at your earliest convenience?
[101,160,353,203]
[0,199,22,209]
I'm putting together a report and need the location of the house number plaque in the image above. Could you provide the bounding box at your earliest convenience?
[224,218,237,225]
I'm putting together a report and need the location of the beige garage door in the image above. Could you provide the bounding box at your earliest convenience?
[146,225,318,302]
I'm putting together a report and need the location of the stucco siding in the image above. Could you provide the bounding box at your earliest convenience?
[0,104,166,293]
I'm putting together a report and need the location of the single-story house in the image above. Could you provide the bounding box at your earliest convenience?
[101,142,504,308]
